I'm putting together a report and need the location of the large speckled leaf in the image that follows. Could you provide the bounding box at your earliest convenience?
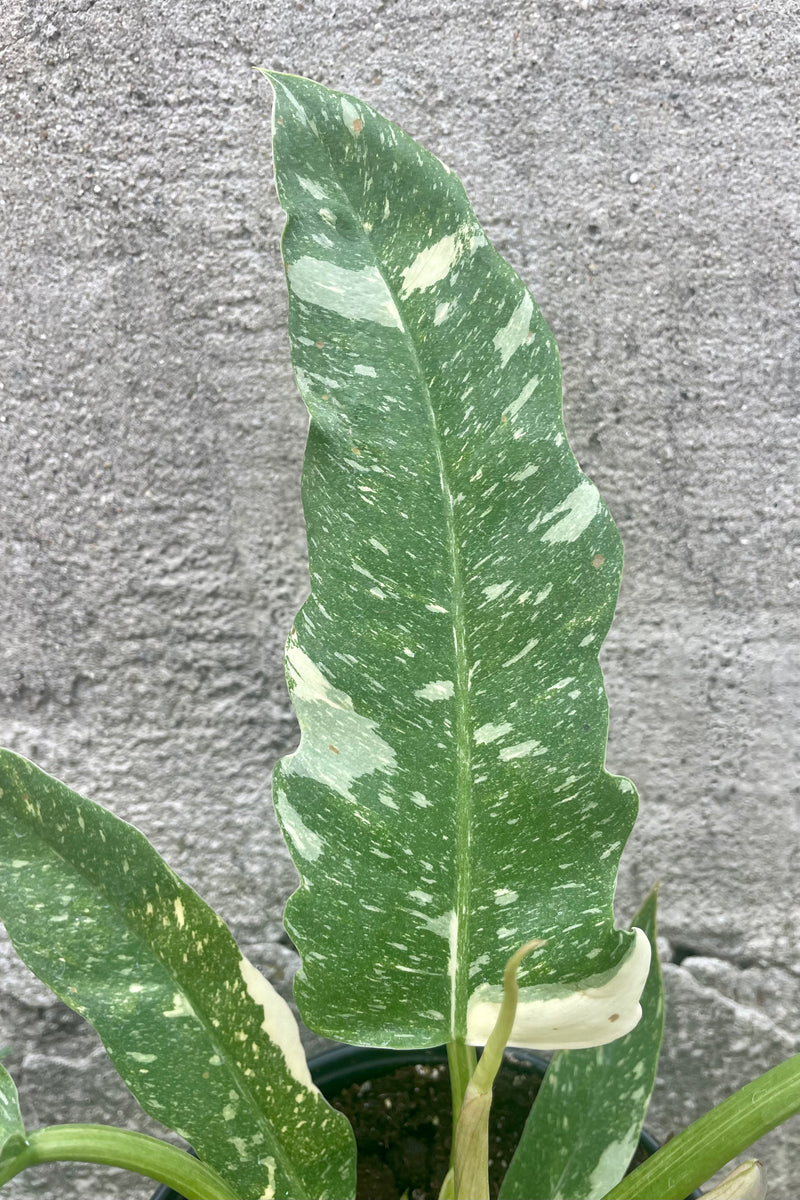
[268,73,649,1050]
[0,750,355,1200]
[499,887,664,1199]
[0,1064,27,1167]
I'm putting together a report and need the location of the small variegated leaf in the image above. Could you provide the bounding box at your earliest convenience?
[0,1063,27,1167]
[268,71,648,1050]
[500,887,664,1199]
[0,750,355,1200]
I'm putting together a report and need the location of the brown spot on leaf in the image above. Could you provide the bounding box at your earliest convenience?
[352,118,363,133]
[352,447,361,455]
[321,392,329,400]
[592,554,605,569]
[608,1013,620,1022]
[315,340,325,348]
[328,744,340,754]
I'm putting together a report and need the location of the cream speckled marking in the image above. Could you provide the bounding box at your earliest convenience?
[162,992,196,1019]
[341,95,363,134]
[271,77,308,126]
[504,376,539,420]
[499,739,545,761]
[502,637,539,668]
[296,174,328,200]
[173,898,185,928]
[289,257,404,329]
[467,928,650,1049]
[258,1157,277,1200]
[238,956,315,1088]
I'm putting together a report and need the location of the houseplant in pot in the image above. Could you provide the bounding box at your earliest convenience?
[0,72,797,1200]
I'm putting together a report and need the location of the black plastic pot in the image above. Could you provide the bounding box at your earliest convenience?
[149,1044,697,1200]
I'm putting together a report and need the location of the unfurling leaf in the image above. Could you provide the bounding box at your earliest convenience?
[454,939,543,1200]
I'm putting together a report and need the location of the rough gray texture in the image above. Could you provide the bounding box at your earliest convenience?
[0,0,797,1197]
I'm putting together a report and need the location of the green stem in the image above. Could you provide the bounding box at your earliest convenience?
[447,1039,477,1132]
[603,1053,800,1200]
[0,1124,238,1199]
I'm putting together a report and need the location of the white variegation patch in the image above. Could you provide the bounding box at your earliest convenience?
[466,928,650,1049]
[493,293,533,367]
[580,1124,642,1200]
[474,722,513,745]
[540,479,602,544]
[279,799,324,861]
[401,232,462,297]
[288,257,403,329]
[284,638,398,799]
[415,680,455,701]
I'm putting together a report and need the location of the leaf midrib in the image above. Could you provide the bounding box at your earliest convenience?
[317,137,474,1040]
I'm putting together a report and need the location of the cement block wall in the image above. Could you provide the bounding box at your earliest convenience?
[1,0,797,1196]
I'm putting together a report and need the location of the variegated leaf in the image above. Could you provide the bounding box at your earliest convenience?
[499,887,664,1199]
[268,72,648,1050]
[0,750,355,1200]
[0,1064,27,1167]
[703,1161,766,1200]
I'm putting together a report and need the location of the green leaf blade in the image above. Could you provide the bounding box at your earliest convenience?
[268,72,647,1050]
[0,750,355,1200]
[499,886,665,1200]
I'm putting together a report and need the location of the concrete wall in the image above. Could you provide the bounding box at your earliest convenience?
[1,0,797,1196]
